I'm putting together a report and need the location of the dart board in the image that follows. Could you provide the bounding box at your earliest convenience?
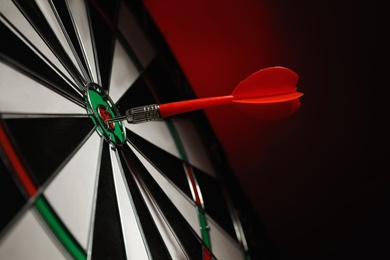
[0,0,265,259]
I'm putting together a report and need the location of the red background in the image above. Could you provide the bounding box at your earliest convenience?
[143,1,386,259]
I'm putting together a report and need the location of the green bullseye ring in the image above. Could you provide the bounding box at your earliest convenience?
[85,83,126,146]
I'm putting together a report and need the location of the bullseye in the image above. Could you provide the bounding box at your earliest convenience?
[98,105,115,131]
[85,83,126,146]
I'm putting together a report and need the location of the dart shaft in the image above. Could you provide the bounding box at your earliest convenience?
[159,95,233,117]
[107,96,234,124]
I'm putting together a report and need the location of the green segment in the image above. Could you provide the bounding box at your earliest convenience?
[86,87,126,145]
[35,197,86,260]
[198,207,211,249]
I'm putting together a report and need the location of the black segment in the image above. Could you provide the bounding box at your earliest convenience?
[126,129,192,199]
[121,144,206,260]
[0,156,26,234]
[91,143,126,259]
[142,57,182,104]
[115,57,184,113]
[118,148,172,260]
[50,0,90,81]
[123,0,195,103]
[115,73,156,114]
[12,0,85,86]
[86,0,119,90]
[193,168,237,241]
[92,0,118,21]
[1,118,94,186]
[0,19,84,107]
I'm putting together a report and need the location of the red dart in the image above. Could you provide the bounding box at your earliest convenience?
[107,66,303,124]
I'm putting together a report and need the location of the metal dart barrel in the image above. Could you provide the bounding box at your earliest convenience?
[106,104,161,124]
[126,104,160,124]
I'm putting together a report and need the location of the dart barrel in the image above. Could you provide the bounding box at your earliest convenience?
[126,104,161,124]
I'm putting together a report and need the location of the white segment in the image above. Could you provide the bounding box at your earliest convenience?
[66,0,98,82]
[172,118,217,177]
[35,0,82,75]
[0,0,76,85]
[118,1,155,68]
[128,144,188,259]
[0,210,67,260]
[0,62,84,114]
[128,121,182,159]
[109,39,139,102]
[110,148,149,259]
[44,133,101,250]
[128,144,200,237]
[208,218,244,260]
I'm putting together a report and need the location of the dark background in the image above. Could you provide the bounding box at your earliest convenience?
[143,0,387,259]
